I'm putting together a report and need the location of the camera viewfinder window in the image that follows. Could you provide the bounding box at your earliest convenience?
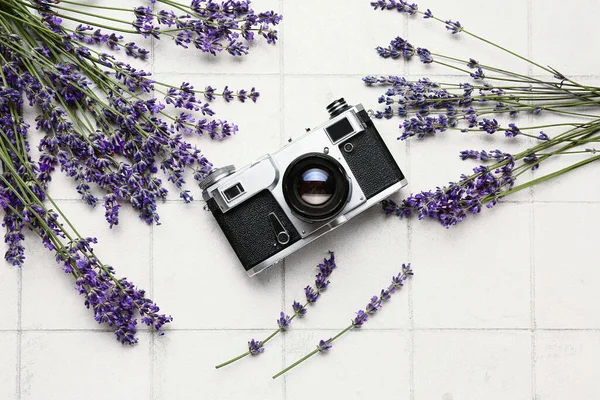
[223,183,245,201]
[326,117,354,142]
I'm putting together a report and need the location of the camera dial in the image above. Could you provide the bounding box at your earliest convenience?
[198,165,236,190]
[326,98,351,119]
[282,153,350,222]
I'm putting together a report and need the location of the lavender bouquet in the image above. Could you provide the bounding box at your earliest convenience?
[0,0,280,343]
[368,1,600,228]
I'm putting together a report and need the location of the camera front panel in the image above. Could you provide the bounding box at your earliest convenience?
[206,189,301,272]
[338,109,405,199]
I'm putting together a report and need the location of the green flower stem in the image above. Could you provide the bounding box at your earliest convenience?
[419,11,553,75]
[487,154,600,202]
[215,300,312,369]
[41,0,132,12]
[407,121,600,213]
[415,10,600,100]
[272,324,354,379]
[22,1,136,26]
[429,52,595,100]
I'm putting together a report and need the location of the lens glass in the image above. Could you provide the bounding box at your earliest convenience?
[297,167,335,205]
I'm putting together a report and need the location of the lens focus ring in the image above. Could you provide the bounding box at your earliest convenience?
[282,153,350,222]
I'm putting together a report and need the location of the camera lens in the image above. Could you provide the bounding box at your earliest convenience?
[298,168,334,205]
[283,153,350,221]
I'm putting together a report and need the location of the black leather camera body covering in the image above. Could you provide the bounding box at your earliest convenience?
[340,109,405,200]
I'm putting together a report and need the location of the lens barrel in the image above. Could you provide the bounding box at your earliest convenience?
[283,153,350,221]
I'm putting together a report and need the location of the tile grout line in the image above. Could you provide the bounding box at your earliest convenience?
[530,193,537,400]
[150,223,156,400]
[16,266,22,400]
[527,2,537,399]
[4,326,600,333]
[150,19,156,400]
[278,0,286,396]
[155,72,600,79]
[404,12,415,400]
[47,198,600,205]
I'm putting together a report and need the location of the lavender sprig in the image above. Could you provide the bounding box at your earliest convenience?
[215,252,337,369]
[272,264,413,379]
[367,3,600,227]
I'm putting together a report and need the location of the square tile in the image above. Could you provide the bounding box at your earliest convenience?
[21,201,151,330]
[285,330,410,400]
[535,331,600,400]
[21,331,151,400]
[284,206,410,330]
[414,330,531,400]
[153,202,283,329]
[412,203,531,329]
[153,0,280,74]
[534,204,600,328]
[0,332,18,400]
[406,0,529,77]
[532,0,600,76]
[154,331,283,400]
[284,0,410,74]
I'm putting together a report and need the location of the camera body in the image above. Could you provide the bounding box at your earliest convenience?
[200,99,407,276]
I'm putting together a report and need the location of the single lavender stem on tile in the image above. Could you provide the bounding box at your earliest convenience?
[215,252,337,369]
[272,264,413,379]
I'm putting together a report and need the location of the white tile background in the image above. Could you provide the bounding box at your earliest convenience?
[1,0,600,399]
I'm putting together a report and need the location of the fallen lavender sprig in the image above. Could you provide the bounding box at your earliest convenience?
[272,263,413,379]
[215,251,337,369]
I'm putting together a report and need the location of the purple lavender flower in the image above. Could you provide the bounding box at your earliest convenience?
[352,310,369,327]
[524,154,540,170]
[366,296,382,314]
[424,9,433,18]
[248,339,264,355]
[305,286,321,303]
[390,264,412,291]
[505,123,521,137]
[445,20,463,34]
[417,47,433,64]
[479,118,500,134]
[317,339,333,352]
[277,312,291,331]
[292,301,307,316]
[538,131,549,140]
[380,288,391,301]
[470,67,485,80]
[467,58,479,68]
[382,154,516,228]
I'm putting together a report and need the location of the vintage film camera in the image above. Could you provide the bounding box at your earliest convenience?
[199,98,407,276]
